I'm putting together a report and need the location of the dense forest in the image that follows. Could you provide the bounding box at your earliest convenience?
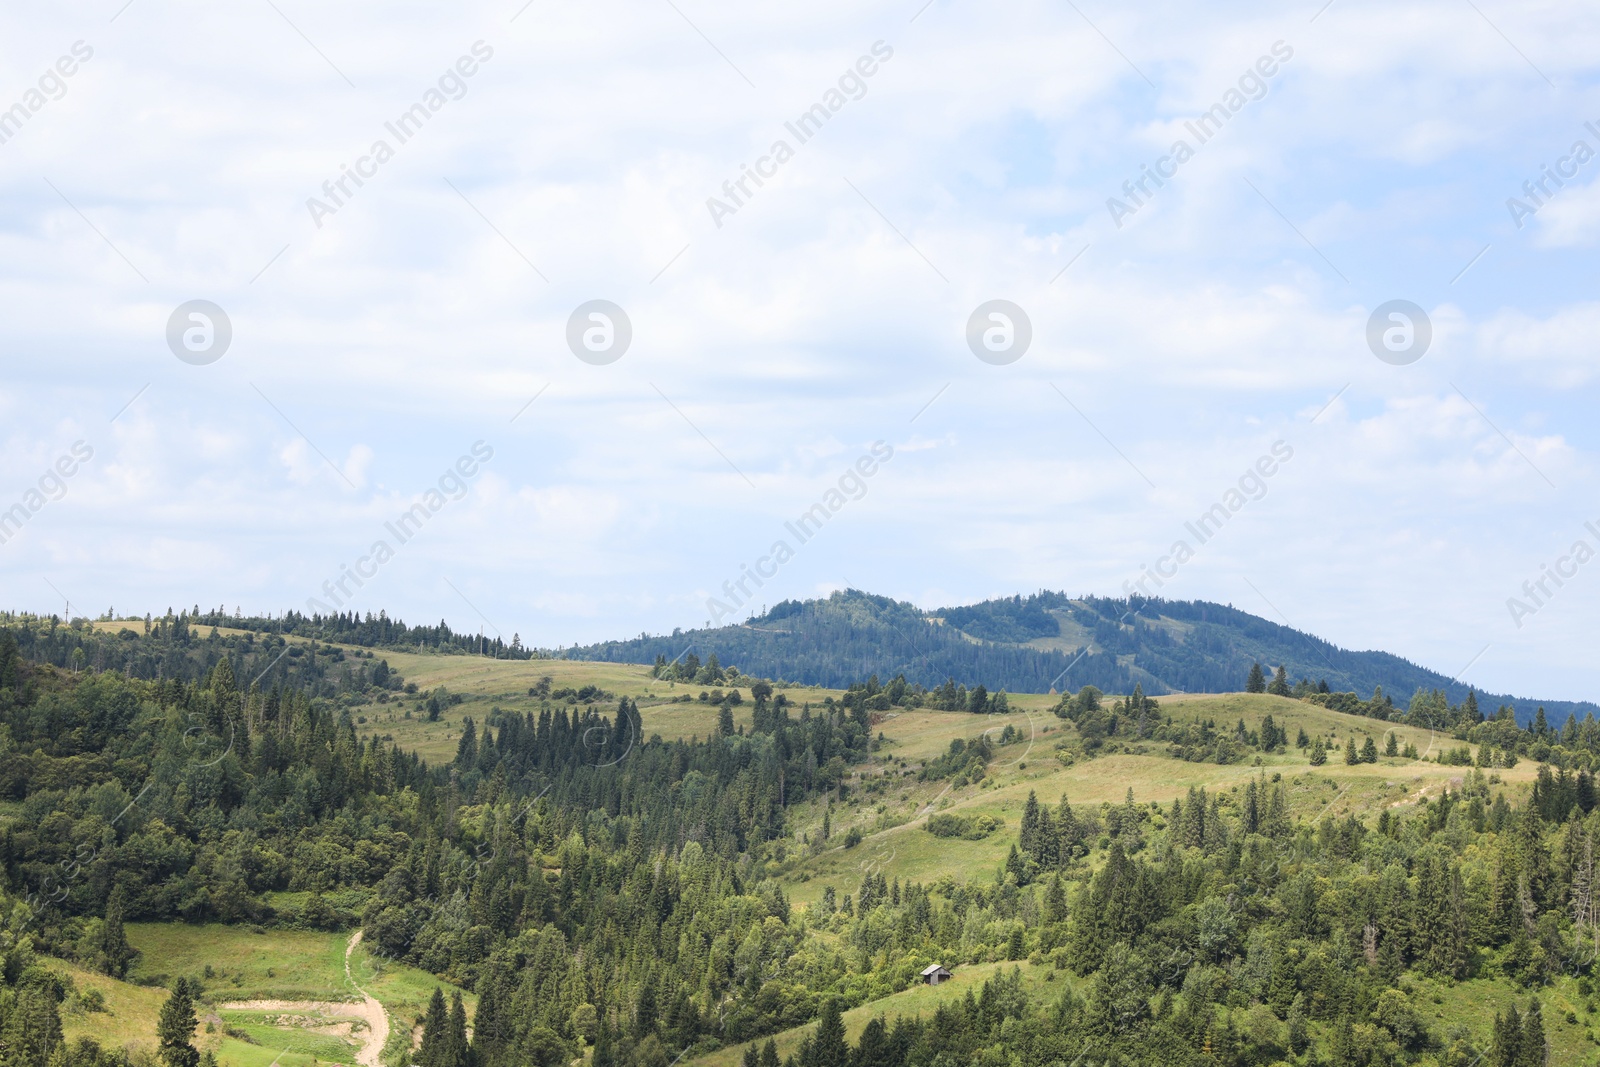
[0,605,535,681]
[567,591,1598,727]
[3,615,1600,1067]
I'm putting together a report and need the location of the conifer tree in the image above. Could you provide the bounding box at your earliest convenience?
[449,991,470,1067]
[1286,995,1308,1055]
[807,1000,848,1067]
[1345,737,1360,765]
[1268,666,1290,696]
[1309,737,1327,765]
[419,988,449,1067]
[1361,736,1379,763]
[99,884,136,978]
[1492,1003,1523,1067]
[157,979,200,1067]
[1519,999,1546,1067]
[1019,791,1042,859]
[1246,663,1266,693]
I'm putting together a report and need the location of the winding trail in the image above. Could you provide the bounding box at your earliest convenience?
[343,930,391,1067]
[217,931,388,1067]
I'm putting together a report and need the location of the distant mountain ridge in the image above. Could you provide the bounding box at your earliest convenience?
[568,589,1598,727]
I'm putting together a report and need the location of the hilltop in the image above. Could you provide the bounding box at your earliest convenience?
[567,589,1598,726]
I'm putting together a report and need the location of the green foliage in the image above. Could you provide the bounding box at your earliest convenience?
[925,813,1003,840]
[156,978,199,1067]
[1246,663,1266,694]
[11,622,1600,1067]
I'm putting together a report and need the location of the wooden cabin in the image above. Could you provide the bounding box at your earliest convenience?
[920,963,952,986]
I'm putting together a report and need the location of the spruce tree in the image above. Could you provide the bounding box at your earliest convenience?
[809,1000,848,1067]
[1309,738,1327,766]
[1519,999,1546,1067]
[157,979,200,1067]
[1286,995,1308,1055]
[1361,737,1379,763]
[1268,666,1290,697]
[1385,732,1399,757]
[1246,663,1266,694]
[448,991,470,1067]
[419,988,449,1067]
[1345,737,1360,765]
[1019,791,1042,860]
[100,884,136,978]
[854,1017,891,1067]
[1492,1003,1523,1067]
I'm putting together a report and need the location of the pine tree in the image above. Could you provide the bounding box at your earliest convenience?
[157,979,200,1067]
[1268,666,1290,696]
[448,991,470,1067]
[1361,737,1379,763]
[1385,732,1399,757]
[100,884,136,978]
[1519,999,1546,1067]
[1242,779,1260,835]
[1345,737,1360,765]
[1019,790,1042,861]
[1296,726,1309,748]
[1492,1003,1523,1067]
[853,1017,891,1067]
[1045,874,1068,923]
[1309,738,1327,766]
[1286,995,1308,1055]
[1246,663,1266,694]
[591,1025,617,1067]
[419,988,449,1067]
[808,1000,848,1067]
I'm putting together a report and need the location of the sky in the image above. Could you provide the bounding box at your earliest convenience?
[1,0,1598,701]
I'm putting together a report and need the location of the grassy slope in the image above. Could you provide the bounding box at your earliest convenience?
[115,924,471,1067]
[777,691,1534,908]
[693,962,1065,1067]
[358,651,847,764]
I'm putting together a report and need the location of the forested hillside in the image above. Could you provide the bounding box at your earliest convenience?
[569,590,1598,727]
[5,612,1600,1066]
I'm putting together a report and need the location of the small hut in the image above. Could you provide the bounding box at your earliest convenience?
[920,963,952,986]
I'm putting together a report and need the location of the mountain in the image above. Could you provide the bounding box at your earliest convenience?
[568,589,1598,725]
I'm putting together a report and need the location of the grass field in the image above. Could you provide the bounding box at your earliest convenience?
[693,962,1062,1067]
[773,690,1535,908]
[118,924,470,1067]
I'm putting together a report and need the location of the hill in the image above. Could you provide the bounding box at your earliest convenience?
[567,589,1599,725]
[6,609,1600,1066]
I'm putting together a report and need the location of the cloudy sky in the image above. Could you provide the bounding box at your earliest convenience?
[2,0,1597,700]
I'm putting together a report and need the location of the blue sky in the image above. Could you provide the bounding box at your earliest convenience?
[2,0,1598,701]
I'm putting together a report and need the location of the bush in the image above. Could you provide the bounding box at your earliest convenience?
[925,813,1003,840]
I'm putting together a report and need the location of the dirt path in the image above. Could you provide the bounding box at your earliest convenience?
[217,932,389,1067]
[343,930,390,1067]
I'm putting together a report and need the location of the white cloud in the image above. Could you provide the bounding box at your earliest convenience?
[0,0,1597,698]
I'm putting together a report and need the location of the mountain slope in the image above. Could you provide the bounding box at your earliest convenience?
[568,589,1597,725]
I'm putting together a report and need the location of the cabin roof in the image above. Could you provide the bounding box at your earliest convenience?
[920,963,949,976]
